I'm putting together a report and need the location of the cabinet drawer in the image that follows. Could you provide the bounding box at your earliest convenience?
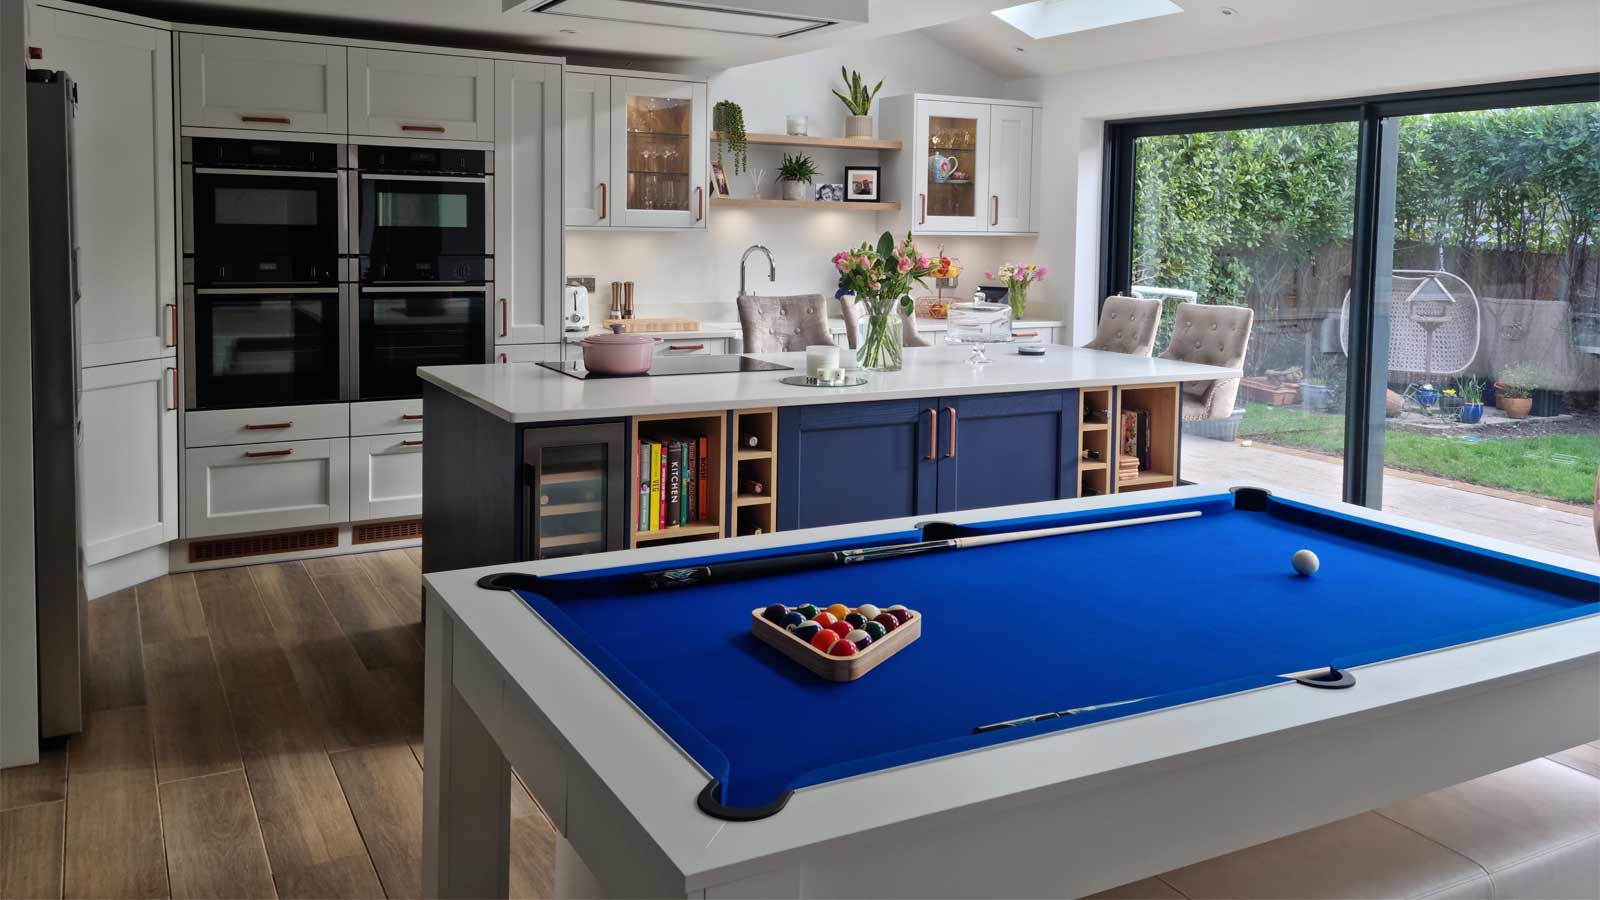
[184,438,349,538]
[347,48,494,141]
[185,403,348,448]
[655,337,724,356]
[178,33,347,133]
[350,434,423,521]
[351,399,424,436]
[498,343,564,364]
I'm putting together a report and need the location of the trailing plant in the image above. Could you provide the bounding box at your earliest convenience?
[777,152,818,183]
[711,100,749,175]
[1494,364,1540,399]
[832,67,883,116]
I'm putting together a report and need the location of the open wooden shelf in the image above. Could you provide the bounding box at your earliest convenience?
[1112,383,1180,496]
[733,408,778,537]
[631,410,727,549]
[712,197,900,212]
[736,449,773,461]
[1117,470,1178,488]
[713,131,902,151]
[633,523,722,542]
[735,494,770,506]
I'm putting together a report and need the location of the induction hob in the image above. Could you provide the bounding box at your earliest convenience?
[537,355,793,380]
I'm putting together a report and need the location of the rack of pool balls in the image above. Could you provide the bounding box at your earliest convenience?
[750,602,921,682]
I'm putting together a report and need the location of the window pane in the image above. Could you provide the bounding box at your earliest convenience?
[1130,123,1358,501]
[1379,103,1600,560]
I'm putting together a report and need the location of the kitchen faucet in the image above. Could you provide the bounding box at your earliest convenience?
[740,245,776,297]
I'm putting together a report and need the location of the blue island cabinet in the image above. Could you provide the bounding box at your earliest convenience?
[777,390,1079,530]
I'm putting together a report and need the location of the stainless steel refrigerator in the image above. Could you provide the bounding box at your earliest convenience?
[28,68,85,739]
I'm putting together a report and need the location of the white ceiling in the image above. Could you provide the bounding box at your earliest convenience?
[90,0,1017,72]
[924,0,1548,80]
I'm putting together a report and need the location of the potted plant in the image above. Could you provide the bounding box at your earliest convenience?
[984,262,1046,318]
[1530,385,1564,417]
[1457,376,1484,424]
[711,100,749,175]
[832,68,883,138]
[777,153,818,202]
[833,231,937,371]
[1494,364,1537,419]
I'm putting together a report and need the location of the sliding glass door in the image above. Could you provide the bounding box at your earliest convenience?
[1102,77,1599,558]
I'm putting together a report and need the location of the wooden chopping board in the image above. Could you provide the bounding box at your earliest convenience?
[602,318,700,333]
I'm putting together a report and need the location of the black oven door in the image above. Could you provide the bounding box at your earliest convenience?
[358,175,489,283]
[184,286,348,410]
[355,286,489,400]
[187,168,344,285]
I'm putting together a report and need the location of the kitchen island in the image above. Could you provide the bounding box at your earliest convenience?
[418,345,1239,575]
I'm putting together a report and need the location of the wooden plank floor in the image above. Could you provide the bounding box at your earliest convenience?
[0,549,556,900]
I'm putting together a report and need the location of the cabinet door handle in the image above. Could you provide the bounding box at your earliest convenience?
[244,448,294,459]
[401,439,423,447]
[499,352,508,363]
[401,123,446,133]
[500,297,509,337]
[240,114,290,125]
[165,367,177,411]
[919,193,927,225]
[401,413,424,421]
[244,421,293,431]
[945,407,957,458]
[696,186,704,222]
[598,181,607,220]
[925,408,937,460]
[165,302,178,348]
[1014,331,1039,338]
[666,343,703,351]
[992,195,999,226]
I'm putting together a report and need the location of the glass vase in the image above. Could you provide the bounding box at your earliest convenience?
[858,308,903,372]
[1007,283,1028,318]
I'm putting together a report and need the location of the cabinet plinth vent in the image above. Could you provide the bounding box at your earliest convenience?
[188,527,339,563]
[353,519,423,545]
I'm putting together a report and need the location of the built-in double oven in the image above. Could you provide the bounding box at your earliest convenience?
[181,137,493,410]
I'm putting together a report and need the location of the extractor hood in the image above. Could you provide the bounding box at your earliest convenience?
[509,0,868,39]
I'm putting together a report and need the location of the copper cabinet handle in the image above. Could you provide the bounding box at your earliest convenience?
[166,367,177,411]
[244,421,293,430]
[1014,331,1039,338]
[945,407,957,458]
[401,439,423,447]
[240,114,290,125]
[696,186,704,222]
[992,195,999,226]
[401,123,446,133]
[401,413,424,421]
[500,297,509,336]
[165,302,178,348]
[498,352,508,363]
[666,343,703,351]
[919,193,927,225]
[599,182,607,220]
[244,448,294,459]
[925,408,936,459]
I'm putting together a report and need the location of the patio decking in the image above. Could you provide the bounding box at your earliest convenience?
[1182,437,1599,561]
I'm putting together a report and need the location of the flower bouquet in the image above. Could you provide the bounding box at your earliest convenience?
[985,262,1047,318]
[834,231,938,371]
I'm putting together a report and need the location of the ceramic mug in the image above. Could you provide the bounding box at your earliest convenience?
[930,152,959,184]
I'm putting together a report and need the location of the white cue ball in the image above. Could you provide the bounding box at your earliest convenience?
[1292,549,1320,576]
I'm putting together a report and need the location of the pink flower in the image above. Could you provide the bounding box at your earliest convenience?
[916,256,930,268]
[984,271,994,280]
[897,256,912,273]
[1034,266,1047,281]
[856,255,871,269]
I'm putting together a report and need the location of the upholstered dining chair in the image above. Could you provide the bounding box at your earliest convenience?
[1083,295,1161,357]
[837,293,933,349]
[1158,302,1254,421]
[737,294,834,353]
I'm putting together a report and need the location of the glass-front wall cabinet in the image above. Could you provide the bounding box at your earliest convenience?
[610,77,707,228]
[916,100,989,232]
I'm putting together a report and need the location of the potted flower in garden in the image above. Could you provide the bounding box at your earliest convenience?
[984,262,1046,318]
[777,153,818,202]
[1494,364,1537,419]
[1457,376,1484,424]
[833,231,937,372]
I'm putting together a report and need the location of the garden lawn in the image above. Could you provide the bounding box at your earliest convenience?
[1237,403,1600,504]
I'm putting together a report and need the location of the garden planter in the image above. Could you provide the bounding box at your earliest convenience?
[1299,383,1333,411]
[845,115,873,138]
[1530,389,1563,417]
[1240,377,1299,406]
[1500,396,1532,419]
[782,180,810,201]
[1415,387,1439,406]
[1458,403,1484,424]
[1481,382,1496,408]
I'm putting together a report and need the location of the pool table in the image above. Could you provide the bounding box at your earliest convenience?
[421,484,1600,899]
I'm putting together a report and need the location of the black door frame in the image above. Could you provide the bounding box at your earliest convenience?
[1099,74,1599,508]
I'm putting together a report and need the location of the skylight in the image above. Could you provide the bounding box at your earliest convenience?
[992,0,1183,40]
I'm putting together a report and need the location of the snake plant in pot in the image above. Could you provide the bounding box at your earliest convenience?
[833,68,883,138]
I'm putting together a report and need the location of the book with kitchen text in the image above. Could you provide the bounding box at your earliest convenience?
[666,440,683,527]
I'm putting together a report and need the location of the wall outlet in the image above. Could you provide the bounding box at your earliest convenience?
[566,276,596,292]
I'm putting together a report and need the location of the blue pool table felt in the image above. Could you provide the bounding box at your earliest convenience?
[511,491,1598,812]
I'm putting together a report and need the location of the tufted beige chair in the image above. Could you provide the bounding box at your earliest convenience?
[1158,302,1254,421]
[737,294,835,353]
[1083,295,1161,357]
[836,294,932,349]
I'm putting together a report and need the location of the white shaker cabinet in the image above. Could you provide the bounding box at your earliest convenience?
[33,8,176,368]
[494,60,561,345]
[608,77,707,229]
[79,359,179,565]
[988,104,1037,234]
[184,439,350,538]
[562,72,611,227]
[178,33,347,133]
[350,434,423,521]
[881,94,1041,236]
[347,48,494,141]
[912,98,990,233]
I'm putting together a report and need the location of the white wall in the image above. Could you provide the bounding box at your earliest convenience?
[566,30,1045,321]
[1010,0,1600,345]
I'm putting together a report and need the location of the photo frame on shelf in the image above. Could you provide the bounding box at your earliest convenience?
[815,183,844,202]
[710,161,732,197]
[844,166,881,202]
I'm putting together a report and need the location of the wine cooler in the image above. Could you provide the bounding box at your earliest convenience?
[522,422,627,560]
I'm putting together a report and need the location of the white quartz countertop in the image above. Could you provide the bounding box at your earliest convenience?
[420,345,1238,424]
[561,317,1064,343]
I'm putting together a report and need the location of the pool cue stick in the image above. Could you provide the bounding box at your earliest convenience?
[974,695,1155,734]
[640,510,1201,589]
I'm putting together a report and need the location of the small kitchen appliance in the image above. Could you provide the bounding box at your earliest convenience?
[564,283,591,331]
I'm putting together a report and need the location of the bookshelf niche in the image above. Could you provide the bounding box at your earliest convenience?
[732,408,777,537]
[1076,384,1180,497]
[631,411,727,548]
[1077,387,1112,498]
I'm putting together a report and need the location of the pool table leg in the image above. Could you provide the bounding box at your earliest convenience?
[423,596,512,899]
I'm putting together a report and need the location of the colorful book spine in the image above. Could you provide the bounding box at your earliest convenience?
[697,436,709,515]
[638,441,651,530]
[685,439,698,523]
[666,440,683,527]
[649,442,662,530]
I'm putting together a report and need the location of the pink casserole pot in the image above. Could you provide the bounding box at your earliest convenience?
[580,333,658,375]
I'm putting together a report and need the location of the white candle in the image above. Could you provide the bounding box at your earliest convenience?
[786,115,808,136]
[806,344,840,378]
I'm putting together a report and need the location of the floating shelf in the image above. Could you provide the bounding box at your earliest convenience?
[736,449,773,461]
[712,197,900,212]
[1118,470,1177,487]
[633,522,721,542]
[714,131,901,151]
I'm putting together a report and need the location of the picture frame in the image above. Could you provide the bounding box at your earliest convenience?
[844,166,881,202]
[815,183,844,202]
[710,160,731,197]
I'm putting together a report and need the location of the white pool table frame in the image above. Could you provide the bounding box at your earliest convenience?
[421,483,1600,899]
